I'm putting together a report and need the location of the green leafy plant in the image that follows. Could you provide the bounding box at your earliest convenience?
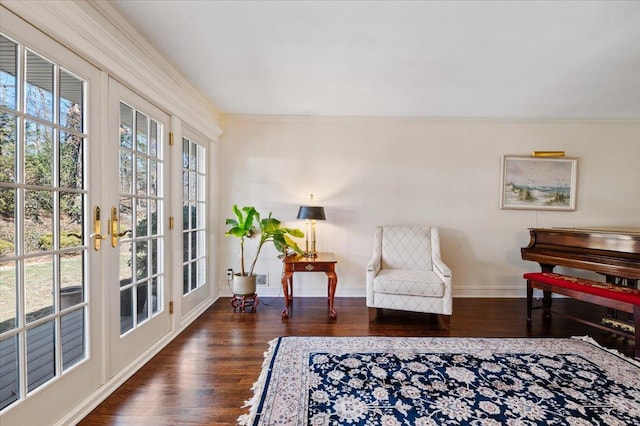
[0,239,13,256]
[225,205,304,276]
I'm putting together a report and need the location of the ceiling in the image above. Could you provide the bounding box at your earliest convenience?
[111,1,640,119]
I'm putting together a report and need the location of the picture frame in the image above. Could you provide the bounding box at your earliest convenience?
[500,155,578,211]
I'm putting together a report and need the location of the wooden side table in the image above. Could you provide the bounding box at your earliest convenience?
[281,252,338,319]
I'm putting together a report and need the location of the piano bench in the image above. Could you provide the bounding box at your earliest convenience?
[524,272,640,360]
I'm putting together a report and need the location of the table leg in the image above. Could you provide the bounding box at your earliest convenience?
[327,271,337,319]
[281,271,291,318]
[288,274,294,302]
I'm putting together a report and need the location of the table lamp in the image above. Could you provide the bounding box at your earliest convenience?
[296,194,326,257]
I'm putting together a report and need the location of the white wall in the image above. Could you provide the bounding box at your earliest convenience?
[218,115,640,298]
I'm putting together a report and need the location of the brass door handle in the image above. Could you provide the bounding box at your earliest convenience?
[92,207,105,251]
[111,206,119,248]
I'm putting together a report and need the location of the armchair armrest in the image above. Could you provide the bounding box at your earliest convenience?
[367,256,381,275]
[433,257,451,278]
[366,255,381,306]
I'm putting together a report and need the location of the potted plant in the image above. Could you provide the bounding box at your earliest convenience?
[225,205,304,295]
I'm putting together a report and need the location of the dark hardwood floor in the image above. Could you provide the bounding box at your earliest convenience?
[79,297,636,425]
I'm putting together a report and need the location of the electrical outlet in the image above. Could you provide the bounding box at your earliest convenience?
[226,268,233,280]
[256,273,268,286]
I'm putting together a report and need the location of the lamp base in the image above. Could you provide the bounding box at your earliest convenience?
[303,251,319,258]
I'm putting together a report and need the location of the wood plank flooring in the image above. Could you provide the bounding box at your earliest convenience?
[79,297,637,425]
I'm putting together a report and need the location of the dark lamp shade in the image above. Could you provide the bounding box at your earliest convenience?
[296,206,326,221]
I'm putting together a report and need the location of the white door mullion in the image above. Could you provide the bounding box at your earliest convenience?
[15,106,27,403]
[16,260,26,404]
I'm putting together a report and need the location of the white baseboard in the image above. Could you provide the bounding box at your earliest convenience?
[453,286,526,298]
[218,286,528,299]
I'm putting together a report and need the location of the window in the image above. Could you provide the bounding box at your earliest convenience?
[0,34,88,410]
[182,136,206,295]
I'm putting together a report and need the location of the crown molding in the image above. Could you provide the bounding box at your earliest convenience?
[2,0,223,140]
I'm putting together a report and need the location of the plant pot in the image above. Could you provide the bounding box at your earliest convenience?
[233,274,257,296]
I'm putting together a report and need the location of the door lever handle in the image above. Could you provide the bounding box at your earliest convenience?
[117,229,131,238]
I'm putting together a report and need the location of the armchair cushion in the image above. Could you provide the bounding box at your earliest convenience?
[374,269,444,298]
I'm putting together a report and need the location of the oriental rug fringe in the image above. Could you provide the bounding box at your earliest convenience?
[239,336,640,425]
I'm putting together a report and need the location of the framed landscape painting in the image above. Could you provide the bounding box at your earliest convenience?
[500,155,578,211]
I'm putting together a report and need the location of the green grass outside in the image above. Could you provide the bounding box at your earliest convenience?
[0,252,132,325]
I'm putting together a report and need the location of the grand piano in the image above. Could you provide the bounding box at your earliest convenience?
[521,227,640,334]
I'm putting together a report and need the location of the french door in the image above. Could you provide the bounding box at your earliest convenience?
[0,10,104,419]
[106,79,171,376]
[1,6,179,422]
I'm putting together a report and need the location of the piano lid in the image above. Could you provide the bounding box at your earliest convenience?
[551,227,640,236]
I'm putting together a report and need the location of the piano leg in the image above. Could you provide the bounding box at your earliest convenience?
[526,280,533,325]
[604,275,636,332]
[634,305,640,360]
[542,290,552,320]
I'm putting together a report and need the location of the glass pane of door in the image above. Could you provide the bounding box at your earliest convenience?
[118,103,164,334]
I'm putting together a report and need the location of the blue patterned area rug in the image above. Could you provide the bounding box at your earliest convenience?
[239,336,640,425]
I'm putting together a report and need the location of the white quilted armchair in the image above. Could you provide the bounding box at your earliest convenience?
[366,225,452,326]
